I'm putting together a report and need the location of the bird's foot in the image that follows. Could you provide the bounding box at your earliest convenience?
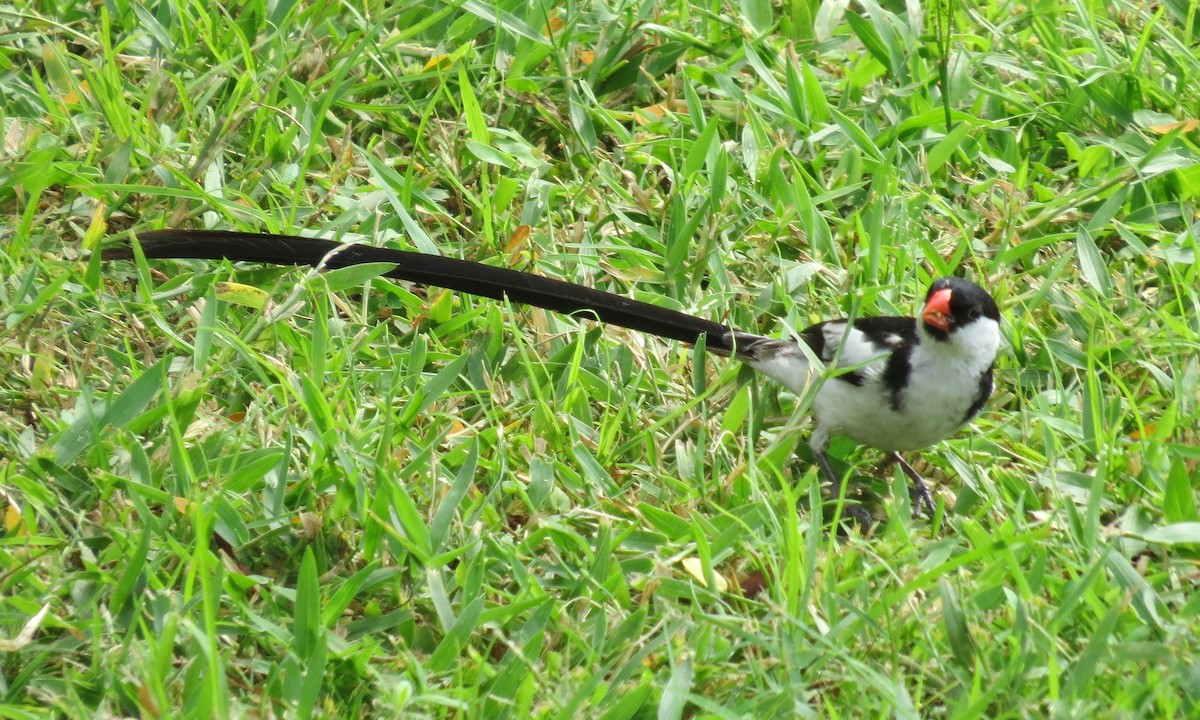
[892,452,937,517]
[813,449,876,529]
[836,502,876,528]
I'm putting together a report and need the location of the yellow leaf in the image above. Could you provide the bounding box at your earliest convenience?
[29,355,52,394]
[681,557,729,592]
[635,103,670,125]
[1148,119,1199,134]
[215,281,269,309]
[81,201,107,250]
[543,17,564,34]
[430,288,454,323]
[505,224,531,255]
[62,79,89,106]
[4,500,23,535]
[423,54,452,72]
[1129,423,1156,441]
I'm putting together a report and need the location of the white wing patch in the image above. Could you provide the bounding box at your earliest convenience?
[820,323,891,378]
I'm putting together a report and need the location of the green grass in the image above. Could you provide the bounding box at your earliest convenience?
[3,0,1200,716]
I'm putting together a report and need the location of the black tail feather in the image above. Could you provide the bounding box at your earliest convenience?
[103,229,768,355]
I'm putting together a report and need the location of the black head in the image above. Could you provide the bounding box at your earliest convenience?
[921,277,1001,339]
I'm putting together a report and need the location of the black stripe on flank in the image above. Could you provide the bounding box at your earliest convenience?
[880,342,915,412]
[963,366,995,423]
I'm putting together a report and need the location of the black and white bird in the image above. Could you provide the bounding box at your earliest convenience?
[739,278,1002,514]
[103,230,1002,516]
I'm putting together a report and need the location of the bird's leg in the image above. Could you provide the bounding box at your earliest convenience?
[813,442,873,526]
[814,448,839,488]
[892,452,936,517]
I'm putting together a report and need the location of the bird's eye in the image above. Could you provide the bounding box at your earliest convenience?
[966,307,981,321]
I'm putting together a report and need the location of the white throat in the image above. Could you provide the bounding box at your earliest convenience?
[919,316,1001,374]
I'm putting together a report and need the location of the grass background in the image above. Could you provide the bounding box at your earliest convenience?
[3,0,1200,716]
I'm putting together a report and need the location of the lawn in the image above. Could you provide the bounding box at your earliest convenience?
[2,0,1199,717]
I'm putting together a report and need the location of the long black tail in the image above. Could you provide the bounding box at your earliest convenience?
[102,229,768,356]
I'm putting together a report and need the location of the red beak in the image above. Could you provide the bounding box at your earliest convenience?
[922,288,953,332]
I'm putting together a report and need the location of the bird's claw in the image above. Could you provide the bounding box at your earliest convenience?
[891,452,939,518]
[908,477,937,518]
